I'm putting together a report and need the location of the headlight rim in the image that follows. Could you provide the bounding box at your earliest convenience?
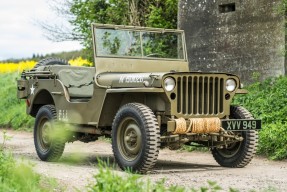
[226,78,237,92]
[164,77,176,92]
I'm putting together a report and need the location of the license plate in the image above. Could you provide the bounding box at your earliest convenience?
[221,119,261,131]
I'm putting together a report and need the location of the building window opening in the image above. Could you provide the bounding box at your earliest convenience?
[219,3,236,13]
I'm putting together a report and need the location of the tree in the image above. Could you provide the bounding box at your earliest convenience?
[41,0,178,62]
[277,0,287,15]
[145,0,178,29]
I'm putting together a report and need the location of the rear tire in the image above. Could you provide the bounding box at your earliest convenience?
[34,105,65,161]
[211,106,258,167]
[112,103,160,173]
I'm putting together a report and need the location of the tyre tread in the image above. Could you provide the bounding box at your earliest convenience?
[112,103,160,173]
[212,106,258,168]
[34,105,65,162]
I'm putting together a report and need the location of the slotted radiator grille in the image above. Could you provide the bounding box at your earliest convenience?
[176,75,224,115]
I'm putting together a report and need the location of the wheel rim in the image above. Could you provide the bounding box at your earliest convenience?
[217,132,243,158]
[38,117,52,152]
[117,117,142,161]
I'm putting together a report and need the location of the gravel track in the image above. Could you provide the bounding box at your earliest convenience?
[1,130,287,192]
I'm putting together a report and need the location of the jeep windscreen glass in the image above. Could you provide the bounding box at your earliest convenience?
[95,28,184,60]
[142,32,184,60]
[95,28,141,57]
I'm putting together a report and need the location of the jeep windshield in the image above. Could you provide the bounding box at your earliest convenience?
[94,25,186,60]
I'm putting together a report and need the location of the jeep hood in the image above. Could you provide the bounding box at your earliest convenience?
[96,72,166,88]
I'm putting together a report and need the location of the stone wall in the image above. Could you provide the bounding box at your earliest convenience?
[178,0,285,83]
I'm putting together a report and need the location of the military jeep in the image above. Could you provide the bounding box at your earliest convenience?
[17,24,261,173]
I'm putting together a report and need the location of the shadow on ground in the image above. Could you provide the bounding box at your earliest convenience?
[50,152,223,174]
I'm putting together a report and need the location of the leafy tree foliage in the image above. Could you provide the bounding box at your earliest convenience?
[277,0,287,15]
[45,0,178,62]
[146,0,178,28]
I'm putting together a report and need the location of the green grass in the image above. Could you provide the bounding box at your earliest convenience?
[87,161,233,192]
[0,131,61,192]
[181,142,209,152]
[0,73,33,129]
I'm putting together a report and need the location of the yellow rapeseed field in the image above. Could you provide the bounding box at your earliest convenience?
[68,57,92,67]
[0,57,92,73]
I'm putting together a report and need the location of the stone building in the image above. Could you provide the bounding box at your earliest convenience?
[178,0,285,83]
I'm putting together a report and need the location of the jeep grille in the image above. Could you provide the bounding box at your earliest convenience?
[176,75,224,116]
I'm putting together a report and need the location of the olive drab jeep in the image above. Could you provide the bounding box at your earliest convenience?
[17,24,261,173]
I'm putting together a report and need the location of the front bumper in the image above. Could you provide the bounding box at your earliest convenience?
[167,118,261,134]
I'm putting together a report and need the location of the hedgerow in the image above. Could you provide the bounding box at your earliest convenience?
[234,76,287,160]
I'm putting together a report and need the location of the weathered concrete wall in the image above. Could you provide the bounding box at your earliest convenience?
[179,0,285,83]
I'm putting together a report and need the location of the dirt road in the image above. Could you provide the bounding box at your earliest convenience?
[1,130,287,192]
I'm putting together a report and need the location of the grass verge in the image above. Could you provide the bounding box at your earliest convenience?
[0,73,33,129]
[0,131,62,191]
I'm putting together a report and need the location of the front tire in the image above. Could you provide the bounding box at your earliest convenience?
[211,106,258,167]
[34,105,65,161]
[112,103,160,173]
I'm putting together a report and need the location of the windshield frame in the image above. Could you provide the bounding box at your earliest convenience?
[92,24,187,61]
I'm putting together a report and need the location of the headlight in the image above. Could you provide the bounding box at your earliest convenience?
[226,79,237,92]
[164,77,176,92]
